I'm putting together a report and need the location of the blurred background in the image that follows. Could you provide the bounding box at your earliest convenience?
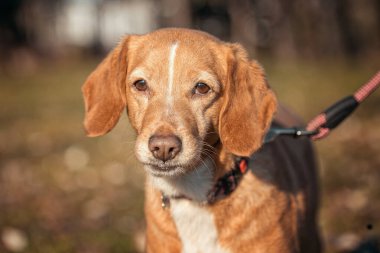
[0,0,379,252]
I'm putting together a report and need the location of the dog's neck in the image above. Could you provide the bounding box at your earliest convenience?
[148,143,235,203]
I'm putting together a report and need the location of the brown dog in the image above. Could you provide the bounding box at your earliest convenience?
[82,28,321,253]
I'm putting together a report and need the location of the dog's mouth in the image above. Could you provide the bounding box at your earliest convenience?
[142,157,201,177]
[135,134,205,177]
[144,163,186,177]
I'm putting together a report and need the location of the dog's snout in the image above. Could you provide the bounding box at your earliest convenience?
[148,135,182,162]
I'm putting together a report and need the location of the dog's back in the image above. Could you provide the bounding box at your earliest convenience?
[250,123,321,252]
[248,105,321,252]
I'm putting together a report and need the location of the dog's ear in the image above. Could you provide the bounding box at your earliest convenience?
[82,36,131,137]
[219,44,277,156]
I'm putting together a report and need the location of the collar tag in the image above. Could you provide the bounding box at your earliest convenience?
[161,193,170,209]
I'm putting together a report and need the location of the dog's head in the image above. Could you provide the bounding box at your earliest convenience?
[82,28,277,177]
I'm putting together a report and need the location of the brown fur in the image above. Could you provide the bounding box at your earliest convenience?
[220,43,276,156]
[82,28,321,253]
[82,36,130,137]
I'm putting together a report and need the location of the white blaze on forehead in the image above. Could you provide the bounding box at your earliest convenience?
[167,42,179,106]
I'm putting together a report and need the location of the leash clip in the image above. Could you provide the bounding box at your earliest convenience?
[265,127,318,143]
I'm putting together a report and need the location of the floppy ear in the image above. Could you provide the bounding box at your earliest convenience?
[219,44,277,156]
[82,36,130,137]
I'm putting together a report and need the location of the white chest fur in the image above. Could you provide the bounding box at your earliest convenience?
[170,199,229,253]
[149,158,229,252]
[149,158,215,202]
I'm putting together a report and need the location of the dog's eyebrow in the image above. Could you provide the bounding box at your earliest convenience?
[197,71,221,91]
[129,68,147,80]
[198,71,217,82]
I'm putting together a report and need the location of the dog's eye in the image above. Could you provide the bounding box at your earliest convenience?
[194,82,211,95]
[134,79,148,91]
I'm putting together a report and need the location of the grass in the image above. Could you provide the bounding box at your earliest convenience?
[0,58,145,253]
[0,56,379,252]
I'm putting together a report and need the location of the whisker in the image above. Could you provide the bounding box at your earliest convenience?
[203,131,218,137]
[203,147,218,156]
[201,139,218,148]
[194,162,202,180]
[199,157,213,179]
[201,151,217,171]
[201,143,218,156]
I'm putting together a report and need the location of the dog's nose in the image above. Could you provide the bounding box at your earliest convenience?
[148,135,182,162]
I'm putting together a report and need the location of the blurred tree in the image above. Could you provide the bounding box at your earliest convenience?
[228,0,256,55]
[192,0,230,40]
[158,0,192,28]
[335,0,380,59]
[0,0,379,62]
[0,0,27,57]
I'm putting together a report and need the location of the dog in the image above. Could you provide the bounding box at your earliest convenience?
[82,28,321,253]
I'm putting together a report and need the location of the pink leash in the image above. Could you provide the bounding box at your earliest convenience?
[265,71,380,143]
[306,71,380,140]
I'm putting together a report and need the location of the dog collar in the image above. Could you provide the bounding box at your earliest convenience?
[161,157,249,208]
[207,157,249,203]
